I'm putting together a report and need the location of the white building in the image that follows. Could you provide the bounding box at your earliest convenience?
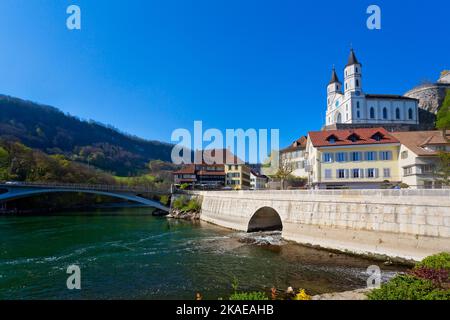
[391,131,450,189]
[279,136,309,178]
[325,49,419,128]
[250,170,268,190]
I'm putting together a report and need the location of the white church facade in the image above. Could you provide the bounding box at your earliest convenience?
[325,49,419,128]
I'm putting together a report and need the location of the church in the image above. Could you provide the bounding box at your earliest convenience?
[325,49,419,130]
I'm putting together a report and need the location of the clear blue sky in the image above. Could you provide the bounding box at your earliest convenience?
[0,0,448,147]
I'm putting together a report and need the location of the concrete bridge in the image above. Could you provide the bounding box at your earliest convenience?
[191,189,450,262]
[0,182,170,212]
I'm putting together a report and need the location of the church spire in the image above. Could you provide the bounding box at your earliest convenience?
[329,67,341,85]
[346,49,359,67]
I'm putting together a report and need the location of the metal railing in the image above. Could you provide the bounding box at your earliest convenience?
[0,181,169,194]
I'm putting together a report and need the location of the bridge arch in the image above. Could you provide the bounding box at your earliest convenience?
[0,188,169,212]
[247,207,283,233]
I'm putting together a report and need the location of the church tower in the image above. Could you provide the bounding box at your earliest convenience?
[327,67,342,108]
[344,49,362,93]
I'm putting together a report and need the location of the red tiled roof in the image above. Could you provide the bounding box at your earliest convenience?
[281,136,307,153]
[195,148,244,165]
[391,131,450,156]
[308,127,399,147]
[173,164,195,175]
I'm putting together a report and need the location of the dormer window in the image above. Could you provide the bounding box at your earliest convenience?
[347,133,360,143]
[371,132,384,141]
[327,135,338,144]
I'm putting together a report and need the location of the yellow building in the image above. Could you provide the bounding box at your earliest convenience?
[225,164,251,190]
[306,128,401,189]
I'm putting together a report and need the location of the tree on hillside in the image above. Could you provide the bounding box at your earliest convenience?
[436,89,450,141]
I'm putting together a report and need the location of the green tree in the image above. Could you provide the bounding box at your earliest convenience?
[436,151,450,186]
[436,89,450,141]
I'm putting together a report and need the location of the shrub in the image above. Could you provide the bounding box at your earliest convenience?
[180,183,190,190]
[185,199,201,212]
[229,292,269,301]
[415,252,450,271]
[172,196,201,212]
[408,267,449,286]
[367,274,450,300]
[172,196,188,210]
[159,195,170,206]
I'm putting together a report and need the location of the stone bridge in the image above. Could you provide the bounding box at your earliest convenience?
[193,189,450,262]
[0,183,170,212]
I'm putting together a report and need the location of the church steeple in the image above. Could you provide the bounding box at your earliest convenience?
[344,49,362,93]
[329,67,341,85]
[346,49,360,67]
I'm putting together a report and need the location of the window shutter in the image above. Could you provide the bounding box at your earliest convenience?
[345,169,349,178]
[375,168,379,178]
[374,152,378,161]
[359,168,364,178]
[336,169,339,178]
[364,152,368,161]
[330,153,334,162]
[365,169,369,178]
[344,153,348,162]
[388,151,392,160]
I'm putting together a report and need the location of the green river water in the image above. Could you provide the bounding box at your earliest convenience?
[0,207,405,300]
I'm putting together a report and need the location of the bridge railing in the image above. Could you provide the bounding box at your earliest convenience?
[0,181,168,194]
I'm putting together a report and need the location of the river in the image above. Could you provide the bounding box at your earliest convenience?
[0,207,406,300]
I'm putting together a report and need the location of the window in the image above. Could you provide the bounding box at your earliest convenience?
[323,153,333,163]
[396,108,400,120]
[337,169,346,179]
[380,151,393,161]
[348,134,360,142]
[228,165,232,170]
[357,111,360,118]
[367,168,375,178]
[408,108,413,120]
[336,152,347,162]
[351,152,362,162]
[401,151,408,159]
[383,108,388,119]
[421,164,435,174]
[336,113,342,123]
[383,168,391,178]
[357,101,360,109]
[356,79,359,87]
[352,169,360,178]
[325,169,332,180]
[404,167,413,176]
[356,67,359,73]
[365,151,376,161]
[370,107,375,119]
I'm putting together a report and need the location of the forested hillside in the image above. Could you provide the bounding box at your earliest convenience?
[0,95,173,175]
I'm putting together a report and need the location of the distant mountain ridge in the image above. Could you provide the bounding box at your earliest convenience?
[0,94,173,176]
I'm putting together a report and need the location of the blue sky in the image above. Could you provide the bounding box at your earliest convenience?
[0,0,448,148]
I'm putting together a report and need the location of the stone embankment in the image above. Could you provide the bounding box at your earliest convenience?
[167,209,200,220]
[312,288,371,300]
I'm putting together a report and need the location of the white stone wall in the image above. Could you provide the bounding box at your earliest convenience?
[196,190,450,261]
